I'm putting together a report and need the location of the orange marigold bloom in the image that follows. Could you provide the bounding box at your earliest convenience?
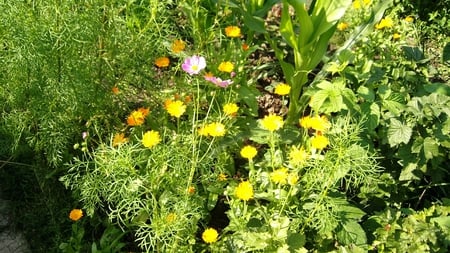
[171,39,185,53]
[155,56,170,67]
[112,86,120,94]
[69,209,83,221]
[112,133,128,147]
[242,43,249,51]
[127,109,146,126]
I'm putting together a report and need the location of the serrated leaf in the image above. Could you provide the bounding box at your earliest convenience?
[387,118,412,147]
[423,137,439,160]
[399,163,421,181]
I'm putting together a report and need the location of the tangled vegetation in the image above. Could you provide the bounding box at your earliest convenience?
[0,0,449,252]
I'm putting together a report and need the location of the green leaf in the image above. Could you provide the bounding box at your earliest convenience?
[423,137,439,160]
[242,12,267,34]
[387,118,412,147]
[336,221,367,246]
[280,1,298,50]
[287,233,306,249]
[399,163,421,181]
[361,102,380,131]
[402,46,426,62]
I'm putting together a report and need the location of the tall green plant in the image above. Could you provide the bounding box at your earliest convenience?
[267,0,352,123]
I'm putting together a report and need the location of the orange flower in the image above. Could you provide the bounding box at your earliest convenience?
[127,107,149,126]
[112,133,128,147]
[155,57,170,67]
[242,43,249,51]
[171,39,185,53]
[69,209,83,221]
[112,86,120,94]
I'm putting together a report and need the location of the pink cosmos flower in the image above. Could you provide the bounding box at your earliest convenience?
[182,55,206,75]
[203,73,233,88]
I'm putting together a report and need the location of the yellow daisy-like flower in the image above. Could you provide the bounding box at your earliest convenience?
[218,173,228,181]
[223,103,239,117]
[218,61,234,73]
[274,83,291,96]
[337,22,349,31]
[352,0,361,9]
[299,115,330,133]
[289,146,309,165]
[166,213,177,223]
[155,56,170,68]
[198,126,210,136]
[69,209,83,221]
[311,134,329,150]
[404,16,414,23]
[270,167,289,185]
[375,17,394,30]
[206,122,226,137]
[225,26,241,38]
[171,39,185,53]
[166,100,186,118]
[235,181,253,201]
[240,145,257,160]
[142,130,161,148]
[287,173,299,185]
[260,114,284,132]
[112,133,128,147]
[392,33,401,40]
[202,228,219,244]
[127,108,150,126]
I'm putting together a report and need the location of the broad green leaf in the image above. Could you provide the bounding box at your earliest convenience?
[361,102,380,131]
[336,221,367,246]
[287,0,313,46]
[431,216,450,230]
[387,118,412,147]
[236,84,260,117]
[423,137,439,160]
[287,233,306,249]
[402,46,426,62]
[310,0,352,37]
[399,163,421,181]
[242,12,267,33]
[280,1,298,50]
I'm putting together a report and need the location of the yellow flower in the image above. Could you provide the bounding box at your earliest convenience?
[142,130,161,148]
[155,56,170,67]
[375,17,394,30]
[223,103,239,117]
[235,181,253,201]
[166,100,186,118]
[260,114,284,132]
[69,209,83,221]
[166,213,177,223]
[337,22,349,31]
[202,228,219,244]
[198,126,210,136]
[299,115,330,133]
[352,0,371,9]
[171,39,185,53]
[218,173,228,181]
[112,133,128,147]
[187,186,196,195]
[127,108,149,126]
[392,33,401,40]
[274,83,291,96]
[240,145,257,160]
[225,26,241,38]
[206,122,226,137]
[218,61,234,73]
[289,146,309,165]
[404,16,414,23]
[311,134,329,150]
[270,167,289,185]
[287,173,299,185]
